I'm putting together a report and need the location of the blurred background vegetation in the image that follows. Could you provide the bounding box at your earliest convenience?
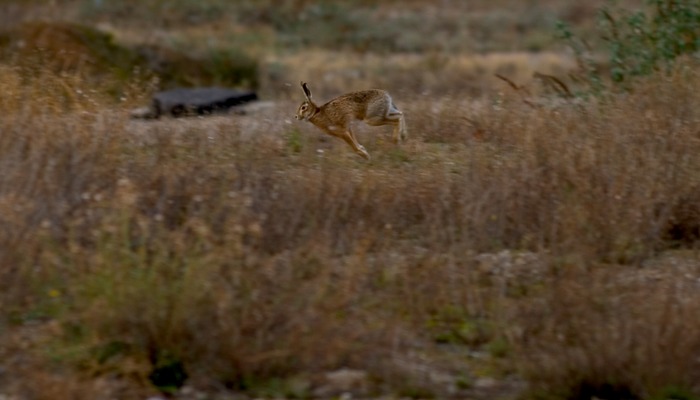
[0,0,616,98]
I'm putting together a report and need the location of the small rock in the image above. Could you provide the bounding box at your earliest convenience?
[313,368,370,398]
[474,377,499,389]
[130,106,157,119]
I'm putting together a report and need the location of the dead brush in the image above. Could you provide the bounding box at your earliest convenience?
[508,262,700,398]
[495,71,576,109]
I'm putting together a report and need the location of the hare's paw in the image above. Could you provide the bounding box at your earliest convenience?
[357,145,371,160]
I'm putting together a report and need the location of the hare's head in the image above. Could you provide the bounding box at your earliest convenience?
[295,81,319,121]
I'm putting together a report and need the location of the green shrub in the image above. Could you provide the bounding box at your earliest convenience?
[557,0,699,95]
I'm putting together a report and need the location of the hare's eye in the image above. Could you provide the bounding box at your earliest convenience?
[301,104,307,110]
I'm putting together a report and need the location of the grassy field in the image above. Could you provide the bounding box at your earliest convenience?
[1,1,700,399]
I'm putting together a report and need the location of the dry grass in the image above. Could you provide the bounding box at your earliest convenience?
[1,57,700,399]
[510,254,700,400]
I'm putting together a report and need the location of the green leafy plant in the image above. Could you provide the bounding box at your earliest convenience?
[557,0,699,95]
[286,128,304,153]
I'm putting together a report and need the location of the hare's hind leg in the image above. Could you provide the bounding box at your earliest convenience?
[365,108,405,144]
[388,100,407,143]
[395,112,407,143]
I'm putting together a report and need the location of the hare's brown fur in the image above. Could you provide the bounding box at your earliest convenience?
[295,82,406,160]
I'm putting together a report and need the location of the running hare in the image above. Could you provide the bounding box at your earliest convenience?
[294,82,406,160]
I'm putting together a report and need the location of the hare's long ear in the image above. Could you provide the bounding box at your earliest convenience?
[301,81,312,101]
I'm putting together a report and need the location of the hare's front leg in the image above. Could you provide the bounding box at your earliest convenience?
[340,130,370,160]
[320,125,370,160]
